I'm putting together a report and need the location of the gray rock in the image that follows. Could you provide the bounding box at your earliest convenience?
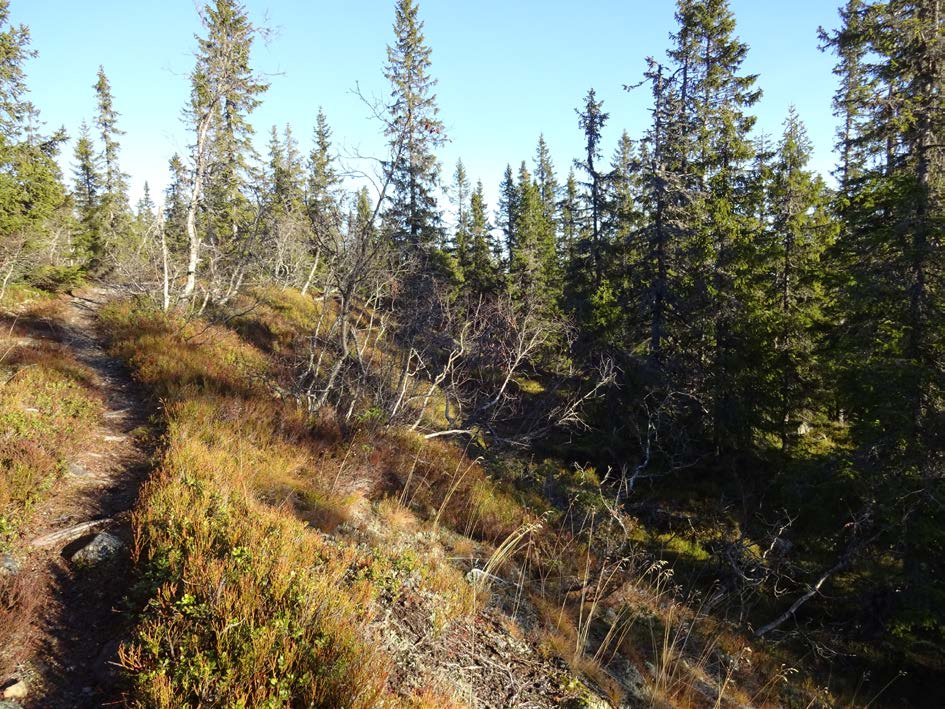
[70,532,124,567]
[66,461,91,478]
[0,554,18,577]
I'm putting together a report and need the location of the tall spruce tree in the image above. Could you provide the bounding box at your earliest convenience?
[558,169,580,270]
[820,0,875,196]
[632,58,692,367]
[307,108,341,231]
[609,129,639,336]
[71,121,102,261]
[164,153,190,250]
[451,159,471,273]
[510,162,557,310]
[575,89,610,295]
[534,134,558,227]
[497,163,518,266]
[0,0,67,280]
[93,66,130,251]
[269,123,304,214]
[465,179,500,295]
[382,0,445,255]
[762,109,835,450]
[302,109,341,294]
[135,181,156,233]
[669,0,762,452]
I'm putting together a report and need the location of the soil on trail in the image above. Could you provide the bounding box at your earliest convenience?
[0,288,155,708]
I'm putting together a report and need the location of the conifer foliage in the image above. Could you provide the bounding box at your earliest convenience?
[382,0,445,254]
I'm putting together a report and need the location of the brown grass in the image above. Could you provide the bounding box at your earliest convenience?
[101,302,392,707]
[0,325,102,542]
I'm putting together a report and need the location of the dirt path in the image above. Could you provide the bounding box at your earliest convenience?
[0,288,154,708]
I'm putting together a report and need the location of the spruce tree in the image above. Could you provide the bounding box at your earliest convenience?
[497,163,518,266]
[0,0,67,269]
[558,169,580,269]
[301,109,341,294]
[763,109,834,450]
[307,108,341,231]
[382,0,445,254]
[71,121,102,261]
[451,159,471,273]
[633,58,691,367]
[93,69,128,208]
[670,0,762,452]
[92,66,132,265]
[164,153,190,250]
[534,134,558,228]
[135,181,156,233]
[610,129,638,330]
[269,123,304,214]
[510,162,557,310]
[575,88,610,293]
[0,0,31,145]
[819,0,875,196]
[466,179,500,295]
[745,113,836,453]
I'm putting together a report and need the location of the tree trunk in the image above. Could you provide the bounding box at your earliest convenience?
[182,113,212,300]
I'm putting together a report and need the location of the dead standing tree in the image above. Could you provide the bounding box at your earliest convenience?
[181,0,268,303]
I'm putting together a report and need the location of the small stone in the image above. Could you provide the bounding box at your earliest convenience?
[66,461,91,478]
[0,554,18,577]
[70,532,124,567]
[1,681,27,700]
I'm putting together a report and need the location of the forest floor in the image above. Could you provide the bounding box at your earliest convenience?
[0,288,155,708]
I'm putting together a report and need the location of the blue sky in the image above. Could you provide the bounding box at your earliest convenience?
[12,0,843,213]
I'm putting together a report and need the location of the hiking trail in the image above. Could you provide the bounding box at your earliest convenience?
[1,288,155,708]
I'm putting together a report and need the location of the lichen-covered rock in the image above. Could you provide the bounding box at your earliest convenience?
[70,532,124,567]
[0,554,18,577]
